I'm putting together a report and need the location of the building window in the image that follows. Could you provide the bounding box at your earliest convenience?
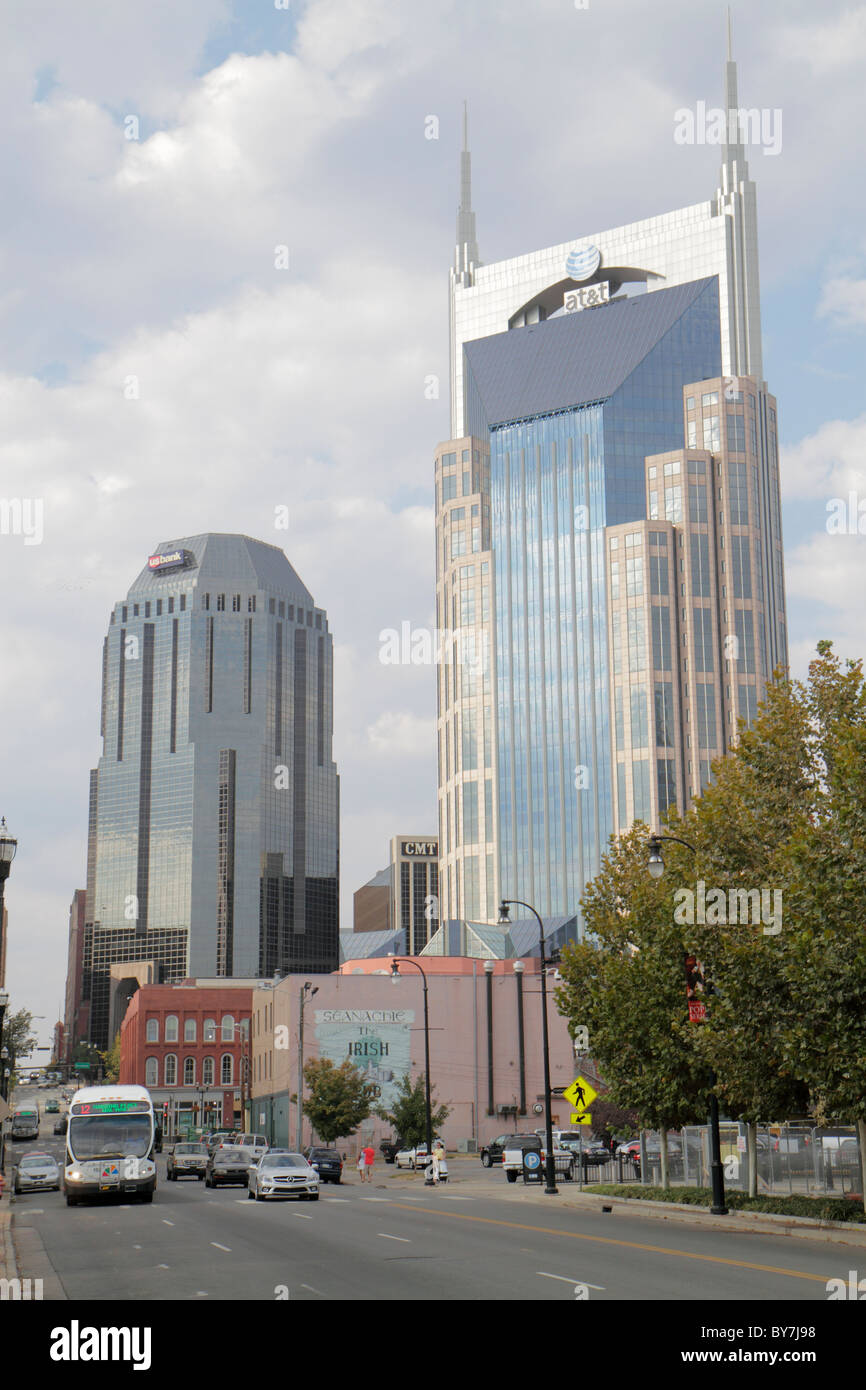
[184,1018,196,1042]
[217,594,225,611]
[165,1015,179,1043]
[165,1054,177,1086]
[202,1056,215,1086]
[221,1014,235,1042]
[145,1057,158,1088]
[145,1019,159,1043]
[703,415,721,451]
[179,594,186,612]
[701,391,719,406]
[203,1018,216,1043]
[221,1054,233,1085]
[183,1057,195,1086]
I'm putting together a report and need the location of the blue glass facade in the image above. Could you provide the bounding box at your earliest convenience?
[84,535,339,1045]
[468,279,721,920]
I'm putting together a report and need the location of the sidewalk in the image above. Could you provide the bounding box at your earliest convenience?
[381,1163,866,1247]
[0,1206,19,1283]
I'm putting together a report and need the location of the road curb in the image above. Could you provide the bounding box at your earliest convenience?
[0,1207,20,1283]
[545,1191,866,1245]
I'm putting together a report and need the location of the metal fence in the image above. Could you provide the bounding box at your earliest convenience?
[638,1124,864,1197]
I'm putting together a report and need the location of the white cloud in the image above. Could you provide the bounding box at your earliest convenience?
[365,710,434,754]
[781,414,866,500]
[817,276,866,329]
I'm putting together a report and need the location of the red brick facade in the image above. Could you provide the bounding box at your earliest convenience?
[120,982,253,1132]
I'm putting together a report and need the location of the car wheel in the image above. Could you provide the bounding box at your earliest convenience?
[481,1152,492,1168]
[247,1188,254,1199]
[140,1191,153,1204]
[506,1171,518,1183]
[255,1189,264,1201]
[65,1194,77,1206]
[310,1193,319,1202]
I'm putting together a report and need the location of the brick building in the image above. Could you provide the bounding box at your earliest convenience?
[119,981,255,1136]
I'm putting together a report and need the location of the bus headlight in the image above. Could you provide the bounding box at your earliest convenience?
[66,1168,84,1183]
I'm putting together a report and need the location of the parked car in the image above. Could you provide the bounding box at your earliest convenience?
[304,1147,343,1184]
[559,1136,611,1169]
[205,1146,255,1188]
[394,1141,442,1170]
[53,1116,68,1136]
[380,1137,405,1164]
[167,1142,209,1181]
[13,1152,61,1194]
[479,1134,518,1168]
[248,1152,319,1201]
[501,1135,575,1183]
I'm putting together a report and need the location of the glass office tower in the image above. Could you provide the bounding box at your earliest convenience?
[467,279,722,918]
[81,534,339,1045]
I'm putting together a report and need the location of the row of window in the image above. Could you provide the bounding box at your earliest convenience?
[117,595,187,623]
[144,1015,249,1044]
[144,1055,235,1087]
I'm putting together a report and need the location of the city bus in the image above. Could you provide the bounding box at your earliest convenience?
[64,1084,157,1206]
[10,1105,40,1140]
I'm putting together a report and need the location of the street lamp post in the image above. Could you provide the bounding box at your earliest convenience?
[296,982,318,1150]
[0,820,18,1057]
[499,900,558,1195]
[647,833,728,1216]
[390,959,433,1165]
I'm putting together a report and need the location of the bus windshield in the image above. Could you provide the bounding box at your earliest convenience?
[68,1114,153,1160]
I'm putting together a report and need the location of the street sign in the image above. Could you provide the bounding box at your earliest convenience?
[74,1062,91,1071]
[570,1112,592,1125]
[563,1075,598,1111]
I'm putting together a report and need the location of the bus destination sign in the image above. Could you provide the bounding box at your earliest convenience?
[71,1101,151,1116]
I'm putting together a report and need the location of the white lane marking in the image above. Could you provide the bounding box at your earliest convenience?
[293,1213,313,1220]
[300,1283,325,1296]
[362,1197,390,1202]
[324,1198,349,1203]
[162,1219,174,1226]
[439,1195,473,1200]
[210,1242,232,1252]
[195,1291,209,1297]
[537,1271,606,1290]
[22,1209,45,1215]
[118,1205,131,1210]
[378,1233,411,1242]
[157,1264,170,1269]
[132,1244,142,1250]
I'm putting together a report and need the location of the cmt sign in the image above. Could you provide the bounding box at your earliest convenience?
[401,841,438,857]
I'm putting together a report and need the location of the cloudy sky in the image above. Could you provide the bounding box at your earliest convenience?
[1,0,865,1053]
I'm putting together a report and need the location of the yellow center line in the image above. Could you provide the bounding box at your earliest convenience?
[388,1202,832,1283]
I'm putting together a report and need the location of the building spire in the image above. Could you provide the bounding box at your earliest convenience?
[721,7,749,186]
[455,100,479,280]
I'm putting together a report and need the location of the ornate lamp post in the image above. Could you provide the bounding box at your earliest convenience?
[499,900,558,1195]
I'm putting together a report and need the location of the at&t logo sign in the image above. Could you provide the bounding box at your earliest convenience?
[565,243,601,281]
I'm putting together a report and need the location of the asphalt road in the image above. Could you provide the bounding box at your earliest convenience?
[7,1127,862,1302]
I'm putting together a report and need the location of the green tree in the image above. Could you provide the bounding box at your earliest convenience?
[302,1058,376,1145]
[102,1031,122,1083]
[2,1009,38,1080]
[375,1073,451,1148]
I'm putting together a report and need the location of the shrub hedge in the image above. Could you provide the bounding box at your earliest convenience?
[585,1184,866,1223]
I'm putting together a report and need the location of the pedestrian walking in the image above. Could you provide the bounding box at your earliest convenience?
[357,1148,367,1182]
[363,1143,375,1182]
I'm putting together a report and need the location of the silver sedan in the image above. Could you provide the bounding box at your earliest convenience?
[14,1152,60,1193]
[247,1152,319,1201]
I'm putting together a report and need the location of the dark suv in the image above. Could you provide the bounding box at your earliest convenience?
[305,1147,343,1184]
[380,1138,405,1164]
[482,1133,542,1168]
[480,1134,521,1167]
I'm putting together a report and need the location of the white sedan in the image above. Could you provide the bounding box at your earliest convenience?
[247,1151,319,1201]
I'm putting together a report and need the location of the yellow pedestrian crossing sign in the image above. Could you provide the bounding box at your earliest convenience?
[563,1075,597,1112]
[570,1112,592,1125]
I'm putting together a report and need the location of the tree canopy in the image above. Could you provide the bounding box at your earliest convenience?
[302,1058,377,1145]
[556,644,866,1131]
